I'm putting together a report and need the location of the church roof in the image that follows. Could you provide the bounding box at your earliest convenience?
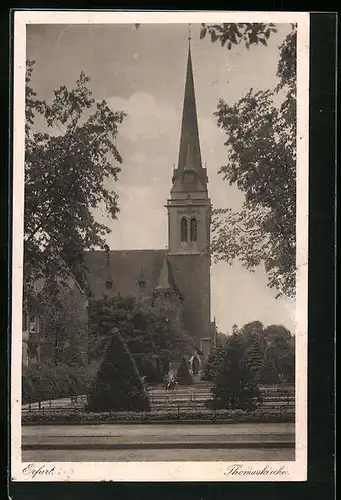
[84,249,168,299]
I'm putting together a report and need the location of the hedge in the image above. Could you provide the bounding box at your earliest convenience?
[22,362,98,405]
[22,407,295,425]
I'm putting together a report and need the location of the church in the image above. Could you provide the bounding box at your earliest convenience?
[22,40,217,368]
[84,40,216,360]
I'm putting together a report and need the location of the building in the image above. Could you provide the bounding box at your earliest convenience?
[22,257,89,368]
[84,40,216,359]
[22,40,217,369]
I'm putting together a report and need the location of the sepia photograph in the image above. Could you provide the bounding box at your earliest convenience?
[11,11,309,482]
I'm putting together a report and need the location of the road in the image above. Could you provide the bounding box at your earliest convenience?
[22,422,295,462]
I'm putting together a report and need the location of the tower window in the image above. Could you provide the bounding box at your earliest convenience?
[180,217,188,242]
[190,218,198,241]
[105,280,113,289]
[138,279,146,289]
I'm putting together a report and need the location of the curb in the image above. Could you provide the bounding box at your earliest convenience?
[22,441,295,451]
[22,418,295,426]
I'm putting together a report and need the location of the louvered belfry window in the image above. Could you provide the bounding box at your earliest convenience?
[180,217,188,242]
[190,217,198,241]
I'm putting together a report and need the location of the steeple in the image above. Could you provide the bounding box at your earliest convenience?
[177,40,202,173]
[166,35,211,256]
[171,39,208,195]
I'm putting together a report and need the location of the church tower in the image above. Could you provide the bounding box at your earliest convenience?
[166,38,212,352]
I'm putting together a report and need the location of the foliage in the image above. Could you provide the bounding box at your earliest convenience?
[263,325,295,383]
[22,362,97,404]
[236,321,295,384]
[216,332,228,347]
[31,276,88,366]
[200,23,277,50]
[203,322,294,386]
[164,369,178,390]
[135,23,278,52]
[210,25,297,298]
[22,407,295,425]
[87,330,150,412]
[201,343,226,381]
[88,295,193,362]
[24,61,126,298]
[211,334,262,410]
[176,356,193,385]
[133,353,164,384]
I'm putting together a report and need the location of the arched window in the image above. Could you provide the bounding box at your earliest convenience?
[180,217,188,242]
[190,218,198,241]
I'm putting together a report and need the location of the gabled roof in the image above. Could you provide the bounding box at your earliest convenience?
[84,249,168,299]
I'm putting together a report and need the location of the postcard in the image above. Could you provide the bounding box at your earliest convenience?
[11,10,309,482]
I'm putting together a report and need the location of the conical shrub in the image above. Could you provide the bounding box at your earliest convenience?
[176,356,193,385]
[87,330,150,412]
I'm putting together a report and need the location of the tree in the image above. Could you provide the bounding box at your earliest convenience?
[201,343,226,381]
[24,61,126,298]
[210,334,262,410]
[209,25,297,298]
[135,22,278,51]
[237,321,266,382]
[199,23,277,49]
[216,332,228,348]
[33,275,88,367]
[88,295,193,362]
[262,325,295,383]
[176,356,193,385]
[87,330,150,412]
[236,321,295,384]
[132,353,164,384]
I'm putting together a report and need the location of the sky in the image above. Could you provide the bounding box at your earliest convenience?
[26,22,296,334]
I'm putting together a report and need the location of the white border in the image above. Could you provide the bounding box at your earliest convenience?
[11,10,310,482]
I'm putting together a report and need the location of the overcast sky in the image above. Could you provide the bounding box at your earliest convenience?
[26,22,296,334]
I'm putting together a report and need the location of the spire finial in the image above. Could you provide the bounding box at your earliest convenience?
[188,23,191,42]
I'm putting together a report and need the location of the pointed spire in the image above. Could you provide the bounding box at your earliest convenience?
[177,40,202,172]
[155,256,172,290]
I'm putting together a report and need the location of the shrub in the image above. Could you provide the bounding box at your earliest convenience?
[22,407,295,425]
[132,354,163,384]
[143,356,163,384]
[201,344,225,381]
[22,374,35,403]
[29,368,55,402]
[21,362,96,404]
[176,356,193,385]
[86,330,150,412]
[211,335,262,410]
[52,365,73,398]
